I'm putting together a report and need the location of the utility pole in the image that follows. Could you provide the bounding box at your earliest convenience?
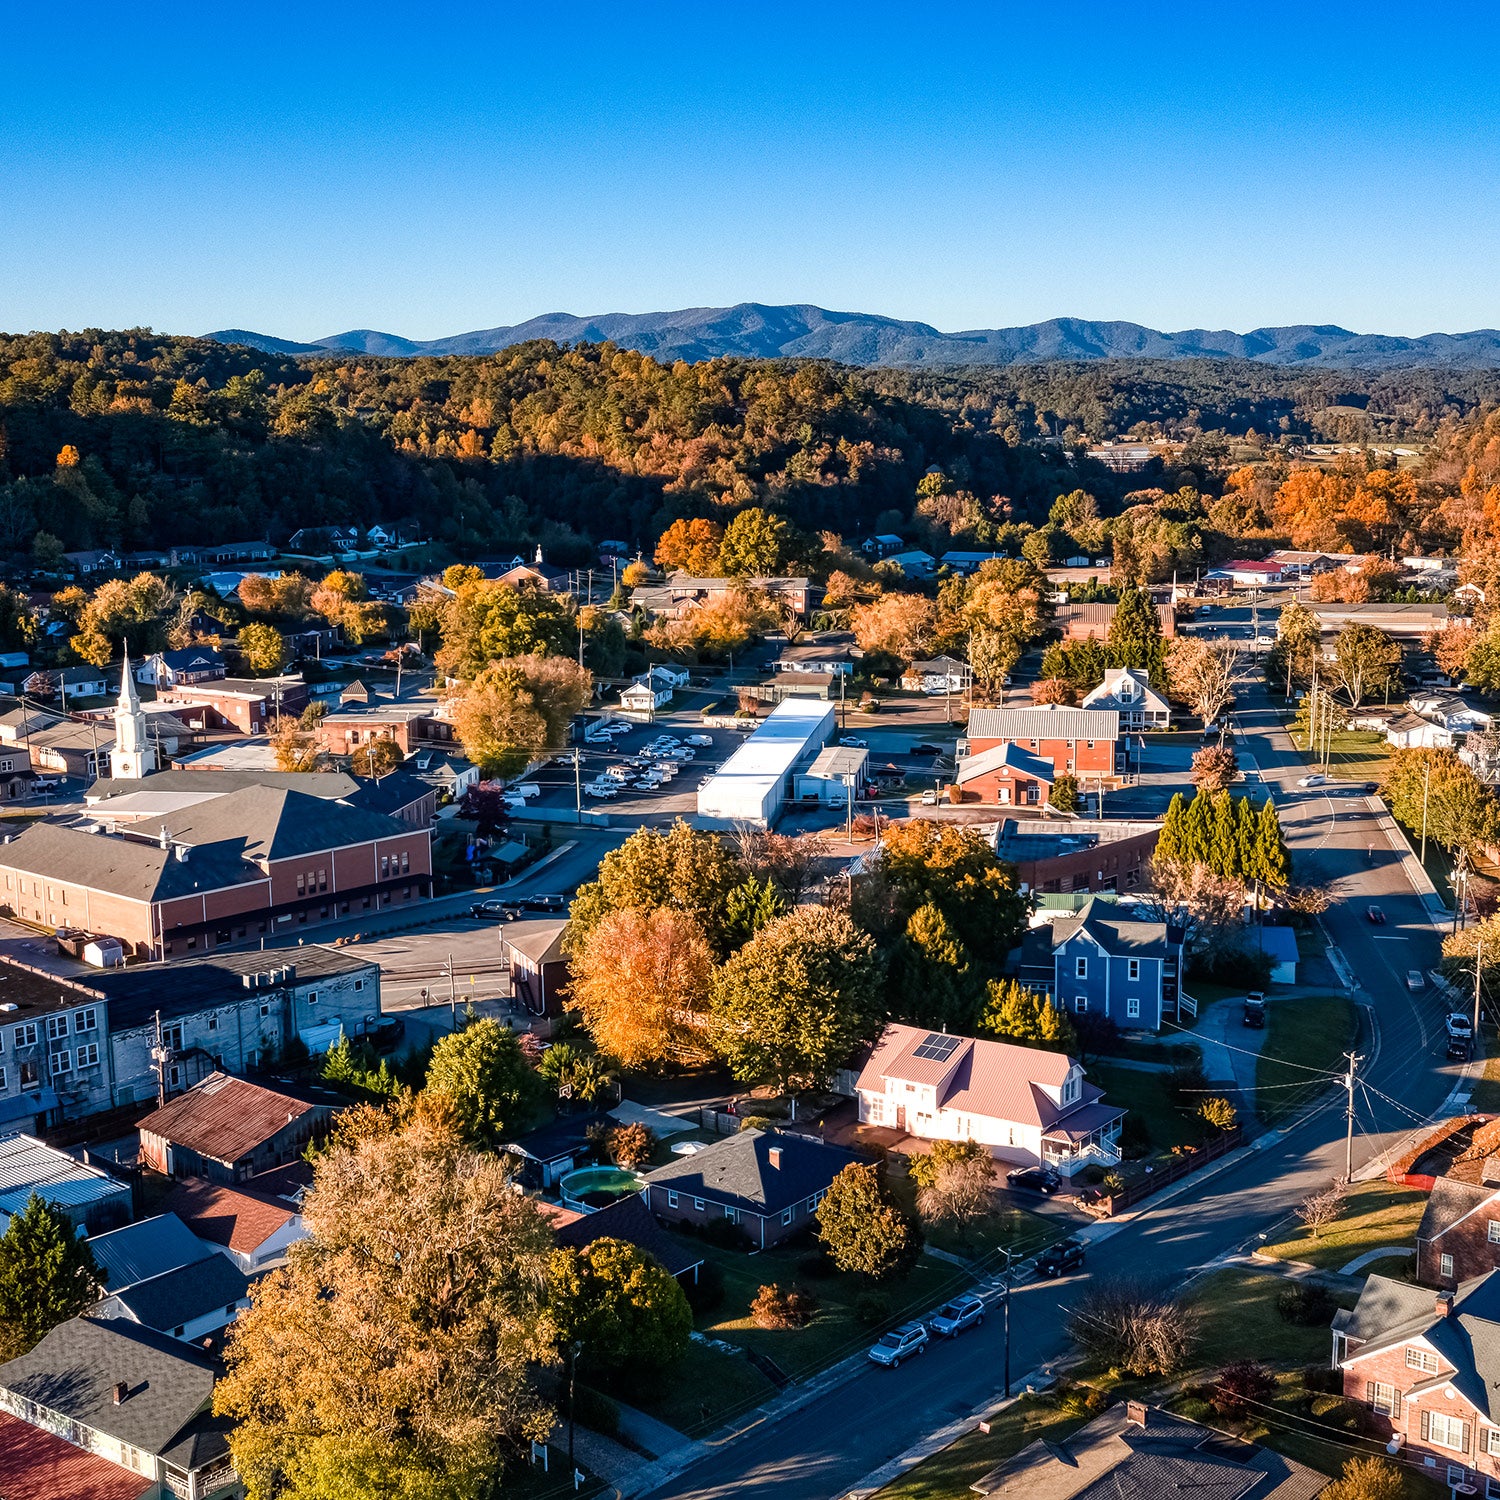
[573,747,583,825]
[447,954,457,1027]
[1420,759,1432,867]
[1343,1050,1362,1183]
[1000,1246,1013,1398]
[1476,938,1485,1039]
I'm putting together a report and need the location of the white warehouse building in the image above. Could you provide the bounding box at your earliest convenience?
[696,698,837,828]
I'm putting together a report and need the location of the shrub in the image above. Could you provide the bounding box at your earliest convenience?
[572,1385,620,1438]
[701,1217,751,1250]
[854,1290,893,1326]
[750,1283,818,1329]
[607,1122,656,1168]
[1066,1280,1200,1376]
[1167,1058,1207,1103]
[1057,1383,1109,1418]
[1211,1358,1275,1416]
[1198,1097,1238,1134]
[738,1115,775,1132]
[1323,1456,1405,1500]
[1302,1363,1345,1395]
[1278,1283,1337,1326]
[1101,1170,1125,1194]
[683,1260,725,1314]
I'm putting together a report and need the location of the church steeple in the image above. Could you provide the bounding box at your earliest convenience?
[109,649,157,781]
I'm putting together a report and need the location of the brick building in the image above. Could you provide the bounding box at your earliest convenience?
[953,740,1055,806]
[960,705,1121,786]
[158,676,308,734]
[1416,1175,1500,1287]
[1054,601,1176,641]
[993,818,1161,898]
[0,783,430,958]
[1335,1272,1500,1493]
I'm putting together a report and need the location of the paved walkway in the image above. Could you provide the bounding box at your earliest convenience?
[1339,1246,1414,1275]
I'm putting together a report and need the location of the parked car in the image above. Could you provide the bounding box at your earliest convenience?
[867,1321,929,1367]
[31,775,63,791]
[687,734,714,747]
[1447,1012,1474,1039]
[1006,1165,1061,1196]
[912,743,945,755]
[920,789,939,806]
[368,1015,406,1052]
[1407,971,1426,992]
[928,1294,985,1337]
[1242,993,1266,1029]
[1035,1237,1086,1279]
[1296,773,1326,788]
[1367,905,1385,924]
[1448,1035,1473,1062]
[522,893,567,912]
[840,736,868,748]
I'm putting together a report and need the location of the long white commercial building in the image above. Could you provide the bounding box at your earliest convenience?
[696,698,837,828]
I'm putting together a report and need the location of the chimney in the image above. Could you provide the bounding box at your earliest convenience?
[1437,1292,1455,1317]
[1126,1400,1148,1428]
[768,1146,782,1170]
[112,1381,129,1405]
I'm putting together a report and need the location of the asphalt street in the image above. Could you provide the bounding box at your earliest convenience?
[644,628,1464,1500]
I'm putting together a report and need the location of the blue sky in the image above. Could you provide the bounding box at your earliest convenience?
[4,2,1500,340]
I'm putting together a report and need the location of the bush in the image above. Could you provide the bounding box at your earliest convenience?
[1211,1358,1275,1416]
[1066,1280,1200,1376]
[797,1252,837,1280]
[1120,1114,1152,1157]
[701,1217,751,1250]
[1057,1383,1109,1418]
[607,1122,656,1168]
[1167,1057,1207,1104]
[572,1385,620,1438]
[750,1283,818,1329]
[683,1260,725,1314]
[854,1290,893,1326]
[738,1115,775,1132]
[1302,1363,1345,1396]
[1278,1283,1337,1326]
[1189,940,1275,988]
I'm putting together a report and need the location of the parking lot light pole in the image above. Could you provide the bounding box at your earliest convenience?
[1000,1246,1014,1398]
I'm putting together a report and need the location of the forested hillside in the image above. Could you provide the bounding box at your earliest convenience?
[3,328,1500,562]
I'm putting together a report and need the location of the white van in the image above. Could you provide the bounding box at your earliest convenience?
[510,783,542,799]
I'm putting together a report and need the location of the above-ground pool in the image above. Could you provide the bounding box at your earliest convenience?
[559,1165,646,1213]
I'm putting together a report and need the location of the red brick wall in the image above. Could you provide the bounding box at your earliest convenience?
[969,735,1116,779]
[958,770,1050,807]
[1418,1201,1500,1287]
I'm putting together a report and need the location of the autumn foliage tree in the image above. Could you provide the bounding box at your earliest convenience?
[571,907,716,1068]
[654,517,723,574]
[446,657,591,778]
[816,1161,923,1282]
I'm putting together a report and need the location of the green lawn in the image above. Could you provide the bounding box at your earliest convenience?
[887,1173,1063,1262]
[1187,1268,1350,1370]
[1088,1061,1201,1151]
[1470,1053,1500,1113]
[1254,996,1357,1125]
[629,1338,778,1437]
[686,1240,969,1385]
[1287,723,1392,784]
[1259,1178,1429,1270]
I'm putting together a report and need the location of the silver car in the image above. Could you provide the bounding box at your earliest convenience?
[868,1321,929,1367]
[928,1294,985,1337]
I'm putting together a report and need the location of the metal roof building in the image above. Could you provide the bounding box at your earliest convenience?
[0,1133,132,1235]
[696,697,836,828]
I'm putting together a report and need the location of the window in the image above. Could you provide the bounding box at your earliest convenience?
[52,1049,70,1074]
[1370,1382,1397,1416]
[1487,1429,1500,1456]
[782,1208,794,1226]
[1441,1254,1455,1280]
[19,1060,38,1090]
[1429,1413,1467,1451]
[1074,995,1088,1014]
[724,1205,740,1224]
[1127,997,1141,1019]
[0,1067,6,1090]
[401,851,410,874]
[77,1043,99,1068]
[259,1002,271,1018]
[381,855,390,879]
[1127,959,1140,981]
[47,1014,68,1039]
[296,873,305,895]
[307,992,318,1006]
[1489,1220,1500,1243]
[317,868,327,891]
[1075,957,1088,979]
[75,1007,95,1032]
[693,1198,704,1211]
[173,1324,185,1337]
[354,979,364,992]
[14,1023,36,1048]
[208,1013,219,1032]
[1408,1347,1440,1373]
[162,1023,183,1051]
[667,1191,679,1208]
[1449,1466,1469,1488]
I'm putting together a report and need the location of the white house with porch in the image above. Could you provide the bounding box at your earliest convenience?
[844,1022,1123,1177]
[618,664,689,714]
[1082,667,1171,731]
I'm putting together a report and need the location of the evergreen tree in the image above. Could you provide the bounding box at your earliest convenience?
[1155,792,1188,867]
[1107,586,1165,679]
[1210,791,1239,879]
[979,979,1079,1053]
[1181,790,1214,866]
[1254,798,1290,888]
[1233,796,1259,880]
[0,1192,102,1360]
[888,903,980,1032]
[722,875,788,949]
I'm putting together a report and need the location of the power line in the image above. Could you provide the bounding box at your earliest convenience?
[1161,1018,1346,1078]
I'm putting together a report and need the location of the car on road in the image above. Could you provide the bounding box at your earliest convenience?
[840,736,868,748]
[1447,1013,1474,1040]
[1243,992,1266,1029]
[928,1294,985,1337]
[522,894,568,913]
[1006,1165,1061,1196]
[1448,1034,1473,1062]
[920,789,939,806]
[912,743,946,755]
[508,783,542,799]
[469,900,516,919]
[687,734,714,747]
[1297,773,1326,788]
[1254,633,1275,646]
[867,1321,929,1367]
[1407,970,1426,992]
[1367,905,1386,924]
[1035,1237,1086,1279]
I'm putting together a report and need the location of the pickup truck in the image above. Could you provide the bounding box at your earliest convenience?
[1243,992,1266,1029]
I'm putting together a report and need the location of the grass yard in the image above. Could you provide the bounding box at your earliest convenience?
[1470,1053,1500,1113]
[1259,1178,1429,1271]
[1187,1267,1351,1370]
[687,1239,968,1385]
[1254,995,1356,1125]
[887,1172,1063,1262]
[1088,1061,1201,1151]
[1286,722,1392,784]
[630,1338,779,1437]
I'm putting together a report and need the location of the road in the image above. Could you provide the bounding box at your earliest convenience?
[644,661,1462,1500]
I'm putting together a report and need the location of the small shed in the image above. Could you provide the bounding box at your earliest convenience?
[1251,925,1299,985]
[796,745,868,805]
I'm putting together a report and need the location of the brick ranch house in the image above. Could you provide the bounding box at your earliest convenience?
[1416,1165,1500,1289]
[1335,1271,1500,1493]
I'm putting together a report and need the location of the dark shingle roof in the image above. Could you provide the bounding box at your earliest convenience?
[645,1129,860,1216]
[0,1316,229,1468]
[1417,1177,1495,1244]
[108,1254,249,1332]
[1051,898,1175,958]
[88,768,361,802]
[344,768,432,818]
[553,1192,705,1278]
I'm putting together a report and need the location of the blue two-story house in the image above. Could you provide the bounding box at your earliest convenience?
[1048,899,1184,1031]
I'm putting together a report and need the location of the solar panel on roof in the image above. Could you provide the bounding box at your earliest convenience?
[911,1032,961,1062]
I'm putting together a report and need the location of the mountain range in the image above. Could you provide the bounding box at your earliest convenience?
[203,303,1500,370]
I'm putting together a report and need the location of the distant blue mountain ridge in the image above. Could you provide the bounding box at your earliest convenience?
[202,304,1500,370]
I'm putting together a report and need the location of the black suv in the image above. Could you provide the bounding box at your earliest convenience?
[521,893,568,912]
[1006,1165,1062,1196]
[1035,1237,1086,1279]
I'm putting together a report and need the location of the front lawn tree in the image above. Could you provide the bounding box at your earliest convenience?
[712,905,884,1093]
[424,1018,543,1148]
[817,1162,923,1282]
[909,1140,997,1247]
[349,738,403,778]
[0,1191,103,1360]
[1166,636,1243,726]
[980,979,1078,1053]
[1331,622,1400,708]
[1190,742,1238,793]
[1066,1280,1199,1376]
[548,1237,691,1375]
